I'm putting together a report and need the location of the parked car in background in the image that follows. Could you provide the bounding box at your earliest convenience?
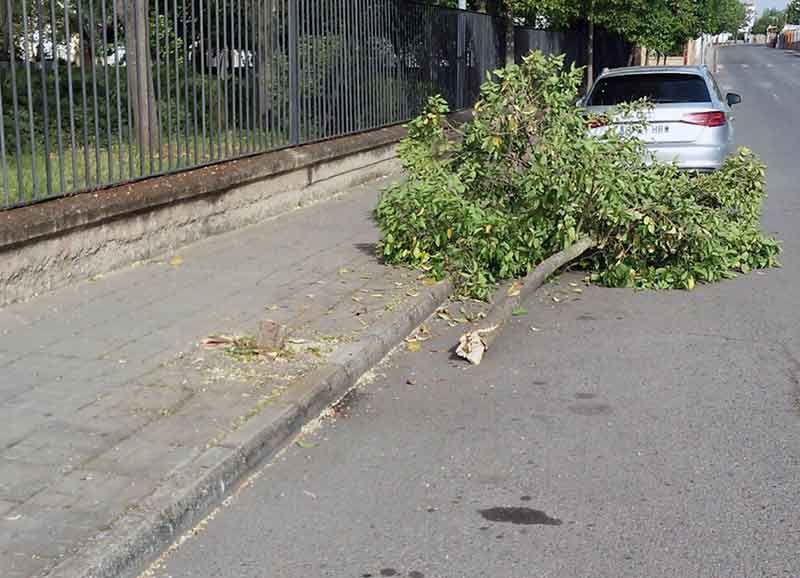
[582,66,741,172]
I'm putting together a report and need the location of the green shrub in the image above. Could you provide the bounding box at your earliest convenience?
[376,51,780,299]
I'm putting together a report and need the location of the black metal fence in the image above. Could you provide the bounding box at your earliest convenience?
[514,25,634,77]
[0,0,505,209]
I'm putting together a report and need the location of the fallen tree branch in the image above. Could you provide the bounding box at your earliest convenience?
[456,237,596,365]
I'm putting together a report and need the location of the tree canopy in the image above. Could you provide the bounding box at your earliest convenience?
[752,8,786,35]
[788,0,800,25]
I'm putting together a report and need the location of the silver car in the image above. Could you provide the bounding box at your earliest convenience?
[583,66,741,171]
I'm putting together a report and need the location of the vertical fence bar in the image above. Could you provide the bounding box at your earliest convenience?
[6,0,24,198]
[214,0,222,158]
[254,0,263,150]
[182,0,191,163]
[288,0,299,145]
[200,0,208,160]
[399,0,407,122]
[373,0,380,128]
[172,0,183,165]
[368,0,377,129]
[146,0,157,173]
[111,0,124,180]
[342,0,352,134]
[191,0,199,163]
[456,6,465,110]
[49,0,67,194]
[353,0,362,131]
[99,0,113,181]
[333,0,343,137]
[0,68,9,206]
[314,0,322,140]
[132,0,145,175]
[231,0,238,154]
[299,0,306,141]
[20,0,39,197]
[236,0,243,152]
[382,1,390,126]
[164,0,174,168]
[245,0,252,150]
[272,0,279,147]
[309,0,325,140]
[222,0,230,155]
[87,0,102,182]
[37,0,53,197]
[154,0,164,171]
[121,0,133,177]
[245,0,252,151]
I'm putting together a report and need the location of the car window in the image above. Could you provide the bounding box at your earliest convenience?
[588,73,711,106]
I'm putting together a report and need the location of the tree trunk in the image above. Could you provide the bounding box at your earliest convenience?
[122,0,159,155]
[586,14,594,89]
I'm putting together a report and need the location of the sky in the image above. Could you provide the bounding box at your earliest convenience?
[756,0,791,11]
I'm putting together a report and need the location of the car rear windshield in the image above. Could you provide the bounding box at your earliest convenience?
[588,73,711,106]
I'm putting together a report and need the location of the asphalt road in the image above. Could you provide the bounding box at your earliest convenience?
[147,45,800,578]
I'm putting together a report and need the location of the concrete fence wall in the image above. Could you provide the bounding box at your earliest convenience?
[0,112,469,307]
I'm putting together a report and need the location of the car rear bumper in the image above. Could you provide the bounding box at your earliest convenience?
[644,142,731,171]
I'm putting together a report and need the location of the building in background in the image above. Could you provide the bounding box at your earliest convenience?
[741,1,758,42]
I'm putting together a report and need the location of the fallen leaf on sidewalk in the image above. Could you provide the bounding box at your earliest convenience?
[406,324,432,343]
[169,255,183,267]
[406,341,422,353]
[421,277,438,286]
[572,287,584,294]
[338,268,350,275]
[296,440,319,449]
[512,306,528,316]
[507,282,523,297]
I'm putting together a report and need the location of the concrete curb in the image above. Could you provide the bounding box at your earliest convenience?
[49,279,454,578]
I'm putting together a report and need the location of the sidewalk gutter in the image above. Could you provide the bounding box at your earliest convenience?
[48,278,454,578]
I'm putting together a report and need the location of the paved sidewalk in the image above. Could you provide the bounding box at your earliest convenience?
[0,175,425,577]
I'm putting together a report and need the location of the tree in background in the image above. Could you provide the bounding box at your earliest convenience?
[752,8,786,34]
[787,0,800,24]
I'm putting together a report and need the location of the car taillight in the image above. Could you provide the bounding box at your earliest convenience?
[682,111,727,127]
[587,117,608,129]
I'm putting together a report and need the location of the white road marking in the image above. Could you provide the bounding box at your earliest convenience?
[741,63,750,69]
